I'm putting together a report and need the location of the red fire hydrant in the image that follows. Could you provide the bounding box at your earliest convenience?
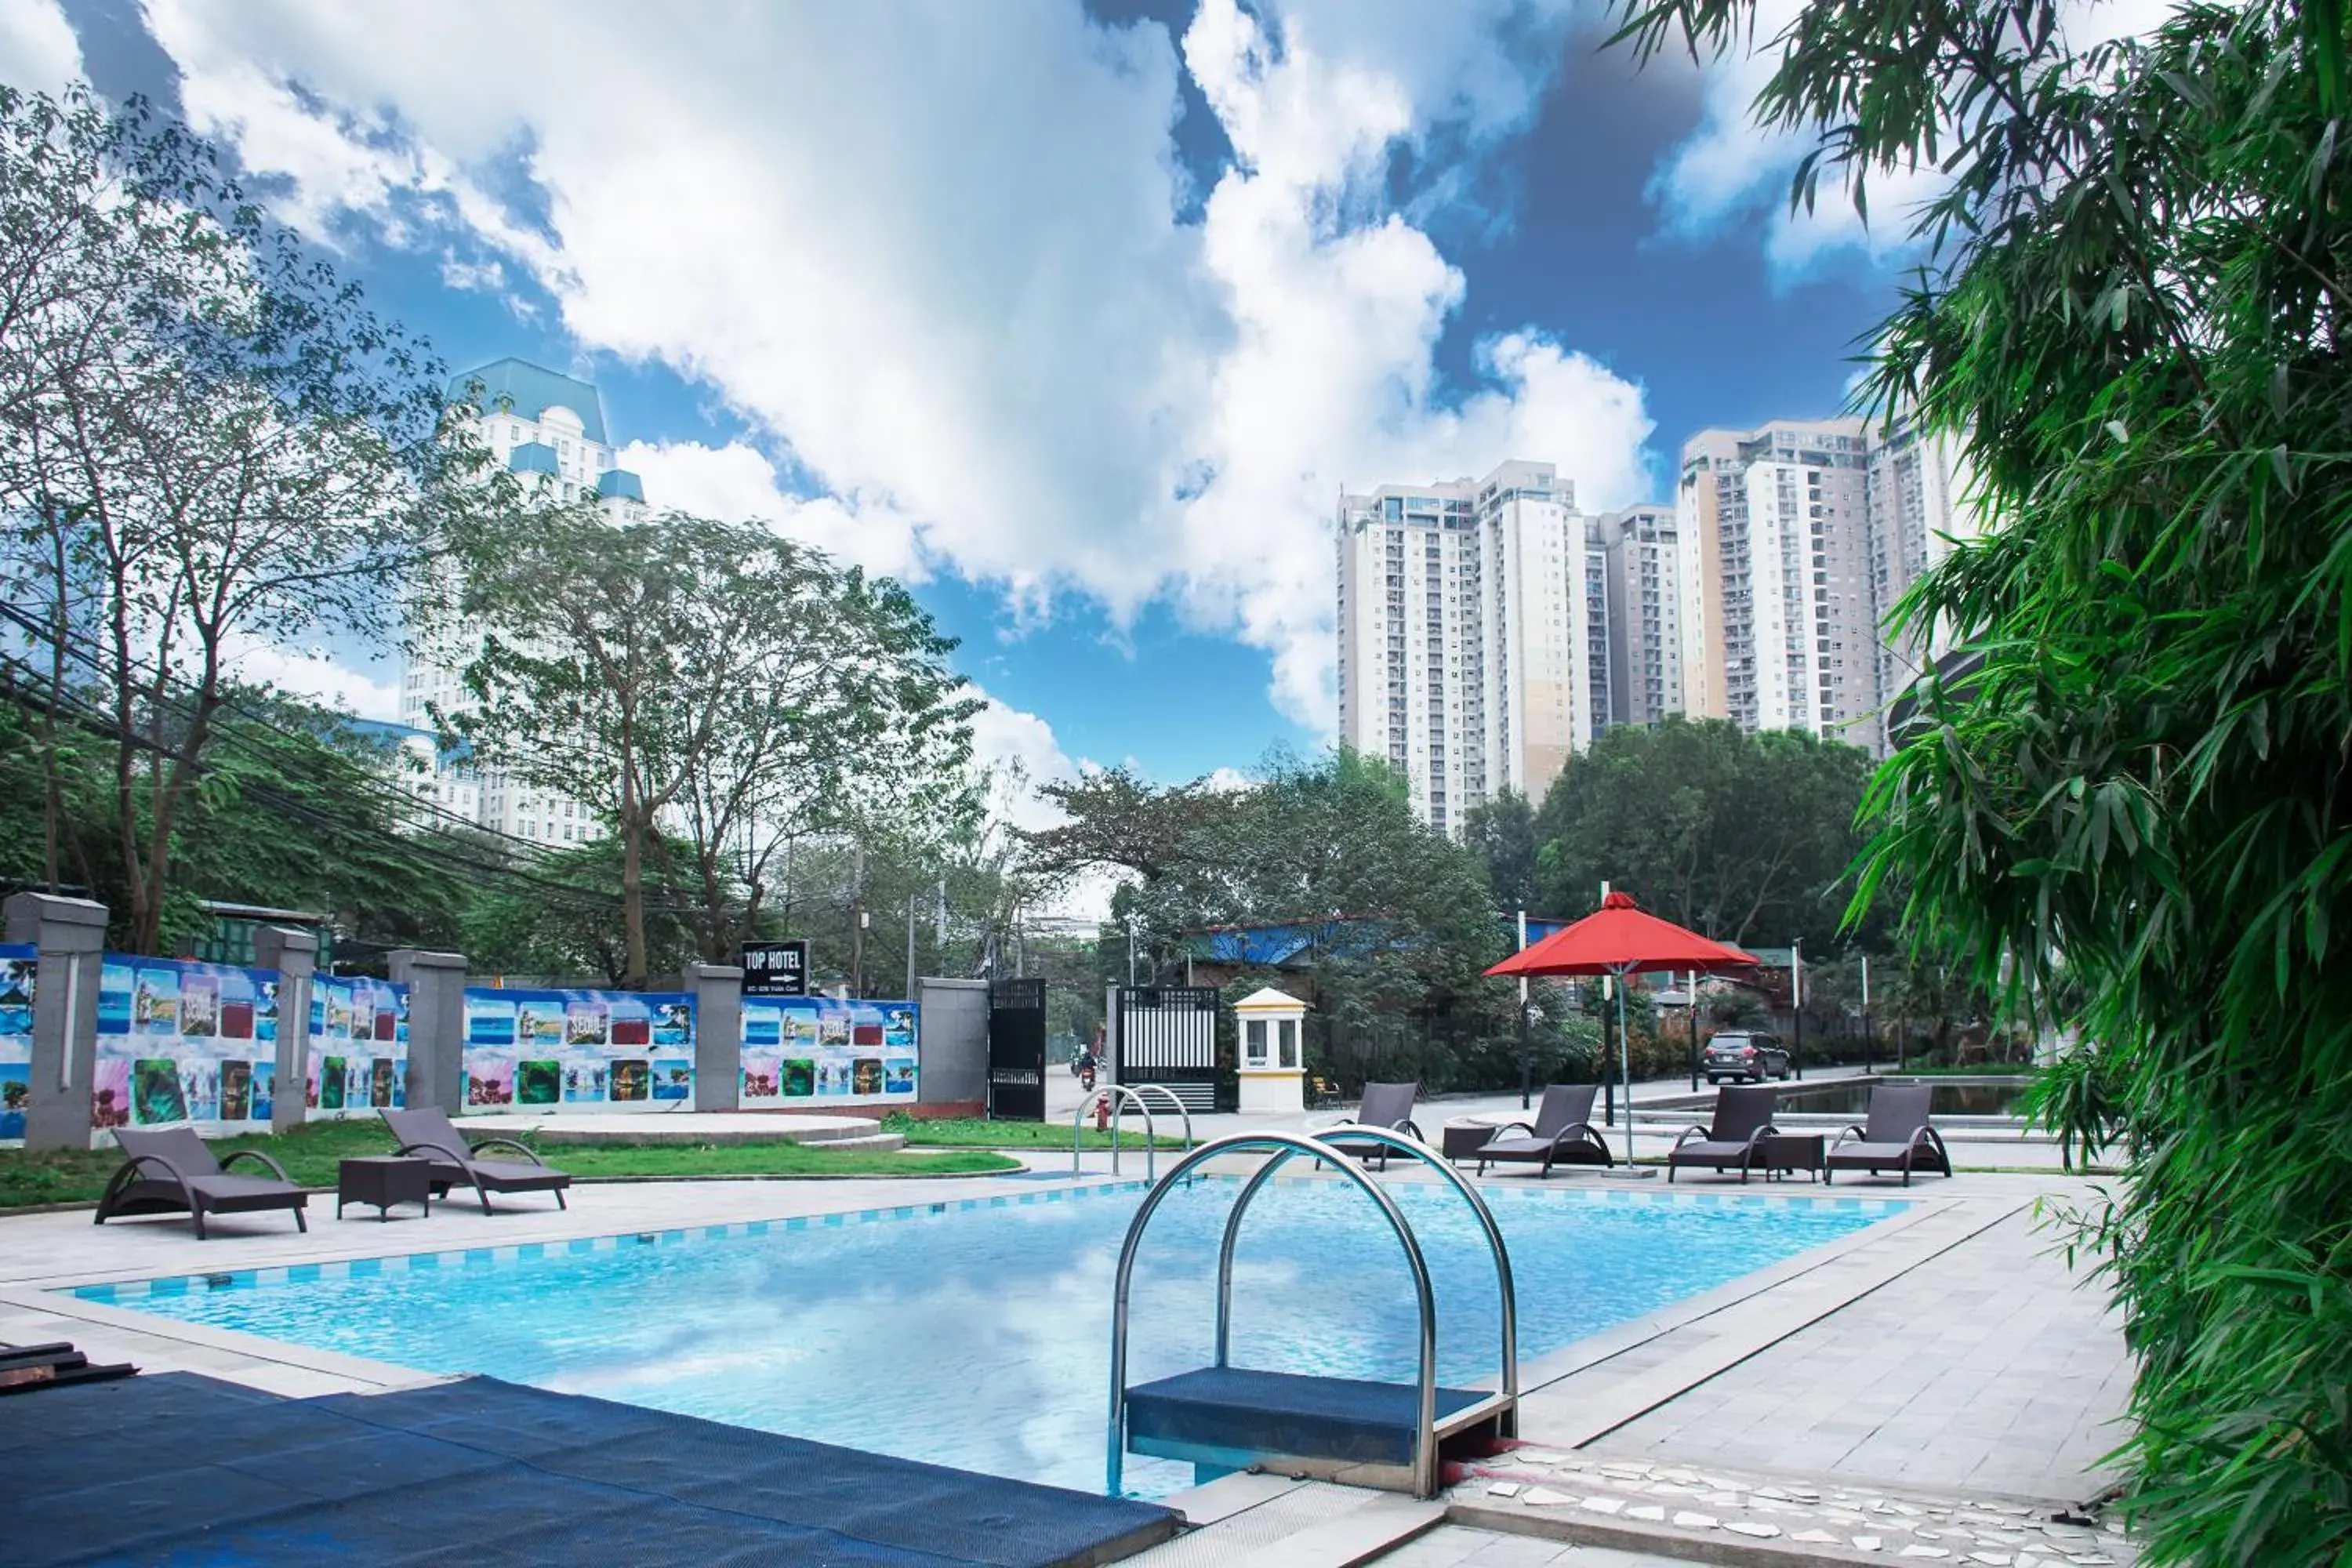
[1094,1092,1111,1132]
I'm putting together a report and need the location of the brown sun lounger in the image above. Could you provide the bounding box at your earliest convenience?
[1315,1082,1424,1170]
[1668,1083,1780,1183]
[383,1106,570,1214]
[1826,1083,1953,1185]
[1475,1084,1613,1175]
[93,1126,309,1240]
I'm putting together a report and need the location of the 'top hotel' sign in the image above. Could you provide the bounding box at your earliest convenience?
[741,940,811,999]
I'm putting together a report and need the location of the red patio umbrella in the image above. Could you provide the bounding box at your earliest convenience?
[1486,890,1757,1162]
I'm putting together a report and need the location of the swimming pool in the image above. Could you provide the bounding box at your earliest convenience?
[82,1178,1904,1497]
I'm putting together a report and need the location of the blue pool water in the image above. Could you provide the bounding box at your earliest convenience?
[91,1179,1899,1497]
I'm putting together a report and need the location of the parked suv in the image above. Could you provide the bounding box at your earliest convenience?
[1703,1030,1790,1083]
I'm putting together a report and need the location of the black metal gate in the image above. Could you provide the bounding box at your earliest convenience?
[1115,985,1223,1112]
[986,977,1047,1120]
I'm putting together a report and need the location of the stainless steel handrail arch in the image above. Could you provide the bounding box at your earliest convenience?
[1107,1131,1439,1497]
[1123,1083,1195,1155]
[1210,1126,1517,1425]
[1072,1083,1158,1180]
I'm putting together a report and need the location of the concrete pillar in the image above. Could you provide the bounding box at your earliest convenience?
[916,977,989,1112]
[252,927,316,1134]
[3,893,107,1152]
[389,949,467,1113]
[685,964,742,1112]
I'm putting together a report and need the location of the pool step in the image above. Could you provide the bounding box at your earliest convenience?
[1124,1368,1509,1495]
[1124,1475,1443,1566]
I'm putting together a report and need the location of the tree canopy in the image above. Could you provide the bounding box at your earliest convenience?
[1527,717,1874,949]
[1610,0,2352,1555]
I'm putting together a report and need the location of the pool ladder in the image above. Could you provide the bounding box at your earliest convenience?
[1070,1083,1195,1181]
[1106,1129,1519,1499]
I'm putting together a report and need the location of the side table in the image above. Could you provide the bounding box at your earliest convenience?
[338,1156,433,1221]
[1753,1133,1826,1182]
[1440,1119,1501,1164]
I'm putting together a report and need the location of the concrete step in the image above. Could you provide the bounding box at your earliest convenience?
[1123,1476,1444,1567]
[815,1132,906,1153]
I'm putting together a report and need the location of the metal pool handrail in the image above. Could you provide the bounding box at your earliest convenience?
[1121,1083,1194,1155]
[1072,1084,1158,1180]
[1108,1131,1437,1498]
[1209,1124,1518,1428]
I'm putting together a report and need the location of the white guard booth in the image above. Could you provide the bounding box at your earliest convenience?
[1233,986,1308,1115]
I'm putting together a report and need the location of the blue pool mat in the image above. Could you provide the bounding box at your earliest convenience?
[2,1372,1178,1567]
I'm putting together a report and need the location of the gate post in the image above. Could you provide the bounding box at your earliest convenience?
[4,893,107,1152]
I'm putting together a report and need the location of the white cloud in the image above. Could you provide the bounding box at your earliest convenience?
[144,0,1651,740]
[1651,0,2176,272]
[223,633,402,720]
[0,0,82,99]
[615,439,924,581]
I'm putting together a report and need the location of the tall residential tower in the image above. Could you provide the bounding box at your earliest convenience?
[1335,460,1610,833]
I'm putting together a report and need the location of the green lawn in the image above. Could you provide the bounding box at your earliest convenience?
[888,1114,1192,1151]
[0,1118,1017,1211]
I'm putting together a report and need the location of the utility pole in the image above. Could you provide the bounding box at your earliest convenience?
[1687,968,1700,1091]
[906,892,917,1000]
[1860,953,1872,1072]
[1516,909,1531,1112]
[1790,938,1804,1080]
[848,843,865,999]
[1126,915,1138,986]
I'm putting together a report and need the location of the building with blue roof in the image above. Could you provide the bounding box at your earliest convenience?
[399,359,651,847]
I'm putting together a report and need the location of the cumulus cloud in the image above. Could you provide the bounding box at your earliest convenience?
[222,633,402,720]
[1650,0,2176,273]
[140,0,1651,738]
[0,0,82,99]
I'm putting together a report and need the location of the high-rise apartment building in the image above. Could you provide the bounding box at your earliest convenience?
[1865,412,1983,706]
[1335,459,1610,833]
[1675,419,1880,746]
[1599,505,1683,728]
[399,358,648,847]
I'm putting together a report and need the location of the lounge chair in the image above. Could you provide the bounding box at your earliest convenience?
[383,1106,571,1214]
[1826,1083,1953,1185]
[1667,1084,1780,1184]
[1314,1082,1424,1170]
[1474,1084,1613,1176]
[93,1127,308,1240]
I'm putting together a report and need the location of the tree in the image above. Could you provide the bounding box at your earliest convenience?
[0,85,495,953]
[1609,0,2352,1555]
[1530,718,1870,947]
[1459,787,1540,911]
[443,506,976,986]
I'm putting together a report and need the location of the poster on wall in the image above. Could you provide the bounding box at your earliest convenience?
[460,987,694,1115]
[307,975,410,1119]
[0,942,34,1144]
[92,955,279,1135]
[740,997,917,1109]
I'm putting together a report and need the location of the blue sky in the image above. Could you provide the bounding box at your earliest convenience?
[9,0,1911,794]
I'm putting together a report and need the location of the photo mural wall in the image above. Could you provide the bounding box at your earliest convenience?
[307,975,410,1119]
[93,955,281,1134]
[461,987,695,1113]
[739,996,918,1108]
[0,943,33,1145]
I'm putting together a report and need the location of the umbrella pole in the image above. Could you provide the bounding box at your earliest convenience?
[1616,965,1634,1165]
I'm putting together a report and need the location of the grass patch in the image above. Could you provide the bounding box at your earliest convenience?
[0,1117,1016,1210]
[887,1114,1191,1151]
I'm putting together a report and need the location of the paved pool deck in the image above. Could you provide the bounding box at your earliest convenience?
[0,1157,2130,1564]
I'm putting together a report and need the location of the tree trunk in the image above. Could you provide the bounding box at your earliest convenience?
[619,781,649,989]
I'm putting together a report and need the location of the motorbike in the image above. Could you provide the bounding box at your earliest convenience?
[1071,1051,1097,1091]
